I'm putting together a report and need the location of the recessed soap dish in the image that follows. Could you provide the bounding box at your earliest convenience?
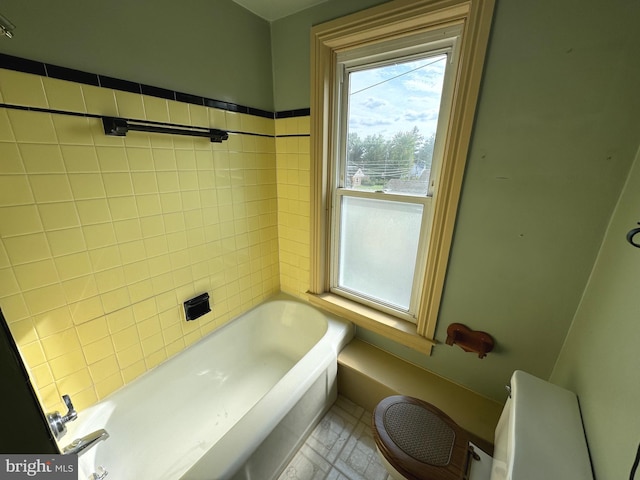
[184,293,211,321]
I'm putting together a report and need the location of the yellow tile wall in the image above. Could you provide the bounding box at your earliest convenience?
[275,117,311,299]
[0,68,280,414]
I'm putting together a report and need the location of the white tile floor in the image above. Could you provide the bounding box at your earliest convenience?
[277,396,393,480]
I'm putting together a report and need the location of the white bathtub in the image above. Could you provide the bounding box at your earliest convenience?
[62,293,353,480]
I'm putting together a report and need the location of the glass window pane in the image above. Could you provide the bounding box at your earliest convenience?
[345,54,446,195]
[337,195,423,311]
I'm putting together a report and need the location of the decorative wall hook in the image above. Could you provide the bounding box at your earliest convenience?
[446,323,494,359]
[626,223,640,248]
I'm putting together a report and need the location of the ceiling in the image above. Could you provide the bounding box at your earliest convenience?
[232,0,329,21]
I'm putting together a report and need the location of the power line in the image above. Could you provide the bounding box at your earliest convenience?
[350,57,445,96]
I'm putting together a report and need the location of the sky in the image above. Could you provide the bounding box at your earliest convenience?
[347,54,447,142]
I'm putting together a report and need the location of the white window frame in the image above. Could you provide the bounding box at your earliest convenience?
[330,27,461,323]
[309,0,495,353]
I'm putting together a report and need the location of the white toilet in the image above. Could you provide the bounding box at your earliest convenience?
[372,370,594,480]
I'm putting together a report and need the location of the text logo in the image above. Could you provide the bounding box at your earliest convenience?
[0,455,77,479]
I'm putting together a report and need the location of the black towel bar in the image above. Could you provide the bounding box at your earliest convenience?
[102,116,228,143]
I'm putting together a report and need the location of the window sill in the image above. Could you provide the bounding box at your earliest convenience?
[307,292,435,354]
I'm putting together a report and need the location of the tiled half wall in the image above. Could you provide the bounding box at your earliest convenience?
[0,66,312,414]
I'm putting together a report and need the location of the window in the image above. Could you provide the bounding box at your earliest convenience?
[309,0,495,352]
[332,28,459,323]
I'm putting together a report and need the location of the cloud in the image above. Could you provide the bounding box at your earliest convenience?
[403,111,439,122]
[363,97,388,109]
[346,55,447,139]
[403,77,444,94]
[349,116,394,128]
[402,59,446,93]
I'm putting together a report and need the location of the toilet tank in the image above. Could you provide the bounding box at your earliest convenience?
[490,370,593,480]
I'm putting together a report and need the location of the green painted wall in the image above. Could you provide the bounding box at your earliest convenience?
[0,0,274,111]
[421,0,640,400]
[287,0,640,403]
[550,146,640,479]
[270,0,390,111]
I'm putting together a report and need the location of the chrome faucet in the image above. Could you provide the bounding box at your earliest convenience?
[61,429,109,456]
[46,394,77,440]
[89,466,109,480]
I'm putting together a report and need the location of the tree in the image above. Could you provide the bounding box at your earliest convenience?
[347,133,364,166]
[388,126,423,179]
[361,134,389,179]
[347,127,433,186]
[415,132,435,171]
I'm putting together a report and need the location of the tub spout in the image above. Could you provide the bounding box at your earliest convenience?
[61,429,109,456]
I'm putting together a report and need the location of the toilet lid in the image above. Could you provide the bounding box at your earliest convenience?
[383,402,456,466]
[372,396,470,480]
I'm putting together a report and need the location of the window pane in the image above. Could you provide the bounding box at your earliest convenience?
[345,55,446,195]
[337,195,423,311]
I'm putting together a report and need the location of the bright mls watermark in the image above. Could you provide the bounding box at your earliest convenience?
[0,455,77,479]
